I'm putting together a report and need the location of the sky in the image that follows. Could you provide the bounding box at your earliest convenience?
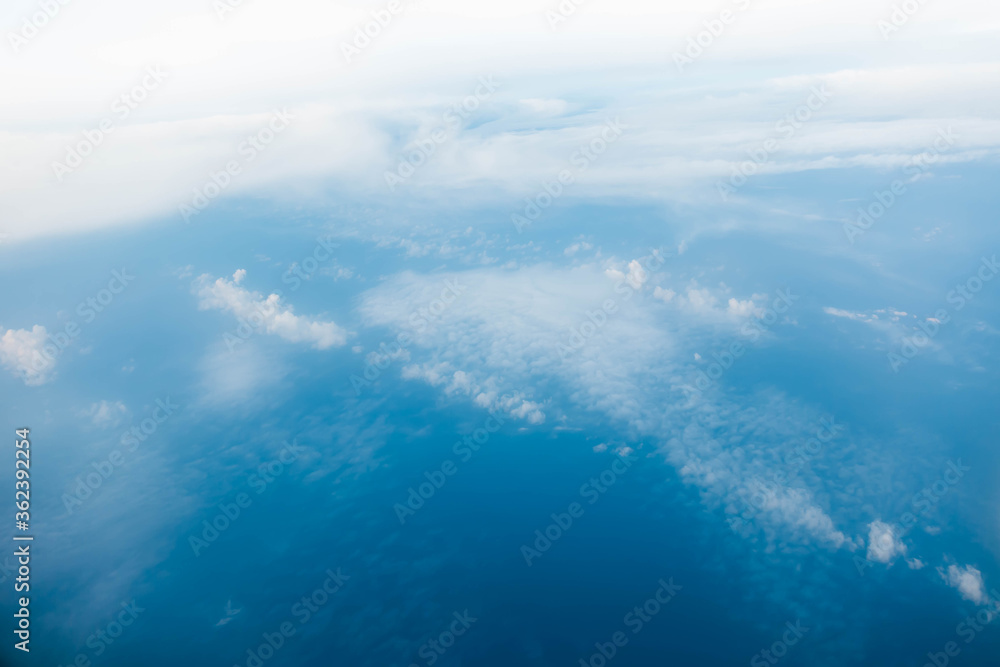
[1,1,1000,666]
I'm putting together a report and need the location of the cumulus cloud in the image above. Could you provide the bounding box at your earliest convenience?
[0,325,56,386]
[605,259,652,290]
[654,281,772,323]
[193,270,348,349]
[866,520,907,564]
[940,563,987,605]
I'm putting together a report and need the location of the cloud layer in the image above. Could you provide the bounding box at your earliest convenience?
[3,0,1000,240]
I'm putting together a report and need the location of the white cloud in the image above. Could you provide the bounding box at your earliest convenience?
[653,287,676,303]
[654,281,770,324]
[359,264,865,552]
[320,265,355,281]
[604,256,662,291]
[194,270,348,349]
[823,306,915,325]
[3,1,1000,241]
[197,341,287,407]
[359,264,663,423]
[940,563,987,605]
[519,98,569,116]
[400,362,546,424]
[727,298,759,318]
[823,306,947,357]
[0,325,55,386]
[866,520,907,564]
[564,242,592,257]
[824,307,870,321]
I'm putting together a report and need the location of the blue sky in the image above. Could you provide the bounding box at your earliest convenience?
[2,1,1000,666]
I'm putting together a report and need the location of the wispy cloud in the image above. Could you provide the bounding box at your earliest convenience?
[81,400,130,428]
[194,269,348,350]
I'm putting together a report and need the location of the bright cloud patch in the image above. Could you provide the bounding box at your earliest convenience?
[940,563,987,605]
[604,259,652,290]
[655,281,775,323]
[194,270,347,350]
[0,325,55,386]
[401,363,546,424]
[866,520,907,564]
